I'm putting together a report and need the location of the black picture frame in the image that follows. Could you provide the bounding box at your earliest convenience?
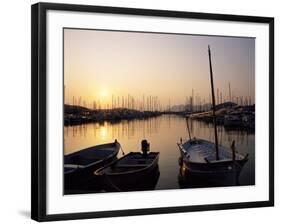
[31,2,274,222]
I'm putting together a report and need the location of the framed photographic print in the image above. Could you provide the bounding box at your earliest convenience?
[31,2,274,222]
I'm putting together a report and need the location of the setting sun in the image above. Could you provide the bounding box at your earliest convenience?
[99,89,109,98]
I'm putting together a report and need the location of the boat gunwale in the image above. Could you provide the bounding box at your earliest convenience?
[64,142,120,171]
[94,152,160,176]
[177,139,248,165]
[64,142,120,157]
[181,156,248,166]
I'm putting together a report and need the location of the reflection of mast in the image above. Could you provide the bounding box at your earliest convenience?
[208,45,219,160]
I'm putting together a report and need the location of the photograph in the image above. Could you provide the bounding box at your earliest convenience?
[63,28,255,194]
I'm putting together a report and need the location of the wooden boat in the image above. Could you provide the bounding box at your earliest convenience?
[95,140,160,192]
[177,46,249,184]
[177,138,248,183]
[95,152,160,192]
[64,140,120,190]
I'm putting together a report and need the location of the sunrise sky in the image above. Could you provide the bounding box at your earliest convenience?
[64,28,255,108]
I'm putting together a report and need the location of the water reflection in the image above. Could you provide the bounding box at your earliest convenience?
[178,156,240,189]
[64,115,255,189]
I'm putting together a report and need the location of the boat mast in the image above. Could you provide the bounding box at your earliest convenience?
[228,82,232,102]
[186,118,192,141]
[208,45,219,160]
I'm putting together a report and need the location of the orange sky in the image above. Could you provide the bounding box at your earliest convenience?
[64,28,255,108]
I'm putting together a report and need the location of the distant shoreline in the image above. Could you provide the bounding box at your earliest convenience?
[64,105,180,126]
[64,103,255,130]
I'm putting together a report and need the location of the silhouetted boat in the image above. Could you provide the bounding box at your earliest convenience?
[242,112,255,129]
[177,46,248,184]
[177,139,248,183]
[224,113,242,126]
[64,140,120,190]
[95,152,160,191]
[95,140,160,192]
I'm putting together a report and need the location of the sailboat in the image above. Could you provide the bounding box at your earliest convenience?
[177,46,249,184]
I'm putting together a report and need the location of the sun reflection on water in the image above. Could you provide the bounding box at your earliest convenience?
[99,125,109,140]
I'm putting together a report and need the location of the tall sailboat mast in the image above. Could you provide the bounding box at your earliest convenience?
[228,82,232,102]
[208,45,219,160]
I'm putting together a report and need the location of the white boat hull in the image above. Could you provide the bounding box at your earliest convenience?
[177,138,248,185]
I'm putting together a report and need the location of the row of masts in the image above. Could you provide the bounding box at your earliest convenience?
[69,94,163,111]
[65,91,253,112]
[189,85,252,107]
[185,90,252,112]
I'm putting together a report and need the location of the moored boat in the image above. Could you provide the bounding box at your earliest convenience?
[224,113,242,127]
[177,138,248,184]
[64,140,120,191]
[242,112,255,129]
[177,46,249,185]
[95,140,160,192]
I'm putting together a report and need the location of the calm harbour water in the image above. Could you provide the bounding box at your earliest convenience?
[64,115,255,190]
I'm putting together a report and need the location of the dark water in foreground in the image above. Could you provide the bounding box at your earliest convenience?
[64,115,255,191]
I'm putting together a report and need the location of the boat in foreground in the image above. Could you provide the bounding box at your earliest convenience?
[177,46,249,185]
[64,140,120,191]
[95,140,160,192]
[177,138,248,184]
